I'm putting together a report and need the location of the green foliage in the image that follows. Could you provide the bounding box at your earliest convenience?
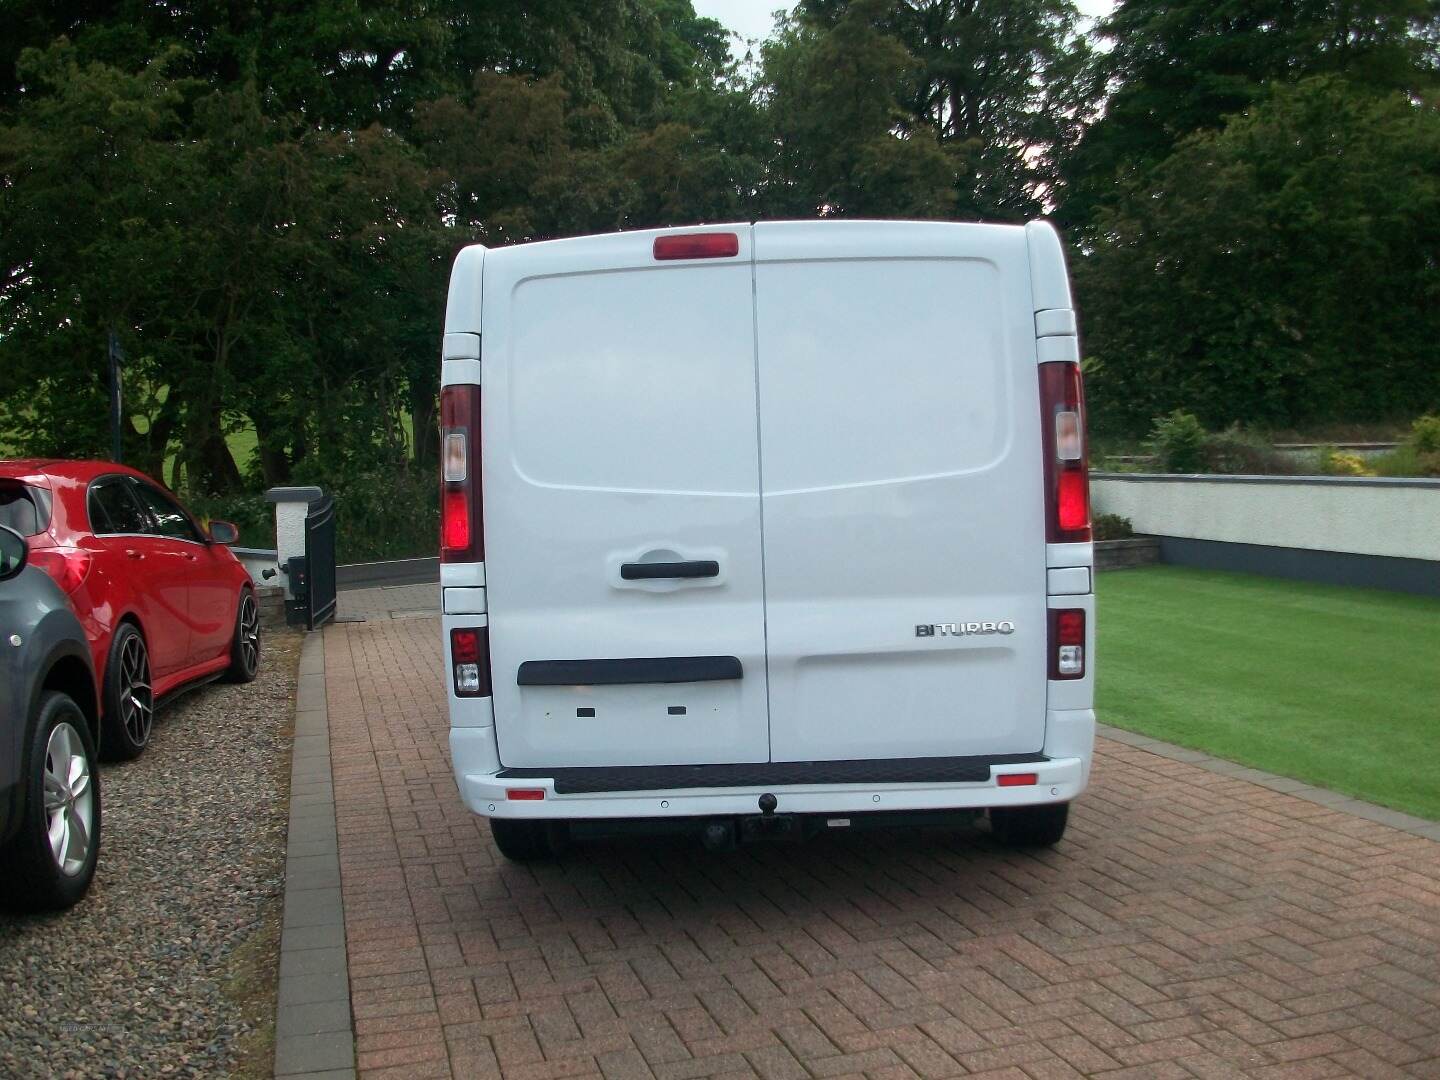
[1316,448,1375,476]
[1410,414,1440,454]
[1058,0,1439,233]
[1146,410,1207,472]
[1081,78,1440,435]
[1093,513,1133,541]
[1371,415,1440,476]
[1145,412,1304,474]
[767,0,1087,219]
[186,467,436,562]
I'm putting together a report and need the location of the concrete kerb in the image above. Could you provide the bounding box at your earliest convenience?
[274,631,356,1080]
[1096,722,1440,841]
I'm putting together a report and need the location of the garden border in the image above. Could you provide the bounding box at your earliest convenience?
[272,631,356,1080]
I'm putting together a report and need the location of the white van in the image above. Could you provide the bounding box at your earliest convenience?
[440,220,1095,861]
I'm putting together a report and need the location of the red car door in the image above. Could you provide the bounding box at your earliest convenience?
[130,479,233,665]
[126,480,211,668]
[87,475,191,680]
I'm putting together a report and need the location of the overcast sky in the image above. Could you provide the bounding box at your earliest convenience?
[692,0,1116,53]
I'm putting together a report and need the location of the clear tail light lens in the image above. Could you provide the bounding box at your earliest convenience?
[1039,361,1091,543]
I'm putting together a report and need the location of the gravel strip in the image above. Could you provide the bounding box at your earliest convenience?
[0,629,302,1080]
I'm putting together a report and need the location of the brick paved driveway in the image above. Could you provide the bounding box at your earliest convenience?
[323,613,1440,1080]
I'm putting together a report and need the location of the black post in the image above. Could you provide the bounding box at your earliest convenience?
[107,329,123,463]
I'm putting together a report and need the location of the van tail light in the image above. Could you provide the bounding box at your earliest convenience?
[450,627,492,697]
[29,548,92,596]
[440,384,483,563]
[1049,608,1085,679]
[653,232,739,260]
[1039,361,1091,542]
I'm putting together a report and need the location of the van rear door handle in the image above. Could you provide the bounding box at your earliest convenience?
[620,560,719,580]
[125,549,144,560]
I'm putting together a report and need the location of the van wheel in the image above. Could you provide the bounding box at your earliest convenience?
[490,819,569,862]
[990,802,1069,847]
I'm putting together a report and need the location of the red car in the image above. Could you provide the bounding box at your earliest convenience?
[0,460,260,760]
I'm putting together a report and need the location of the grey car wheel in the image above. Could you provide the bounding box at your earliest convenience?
[44,720,96,876]
[0,691,102,912]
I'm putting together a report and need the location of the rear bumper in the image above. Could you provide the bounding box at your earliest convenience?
[450,728,1090,820]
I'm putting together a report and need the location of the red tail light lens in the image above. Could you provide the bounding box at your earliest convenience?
[440,385,483,563]
[505,788,545,801]
[1039,361,1091,543]
[449,627,491,697]
[1049,608,1086,679]
[653,233,740,260]
[29,548,92,596]
[1057,470,1089,532]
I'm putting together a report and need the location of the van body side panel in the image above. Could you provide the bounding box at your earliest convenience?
[754,222,1048,762]
[481,228,771,769]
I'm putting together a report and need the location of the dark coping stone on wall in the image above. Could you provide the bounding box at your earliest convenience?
[1095,537,1161,571]
[1157,536,1440,597]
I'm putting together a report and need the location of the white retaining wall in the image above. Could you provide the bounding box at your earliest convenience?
[1092,474,1440,562]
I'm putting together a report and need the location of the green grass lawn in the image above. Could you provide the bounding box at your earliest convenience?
[1098,566,1440,820]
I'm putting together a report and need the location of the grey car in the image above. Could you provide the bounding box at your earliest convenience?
[0,524,102,911]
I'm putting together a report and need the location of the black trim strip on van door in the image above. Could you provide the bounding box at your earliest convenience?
[516,656,742,686]
[620,560,719,580]
[496,754,1049,794]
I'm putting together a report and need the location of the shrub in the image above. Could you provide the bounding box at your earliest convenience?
[1093,513,1134,541]
[1370,415,1440,477]
[1202,426,1303,475]
[1147,410,1207,473]
[1318,448,1375,476]
[1407,414,1440,454]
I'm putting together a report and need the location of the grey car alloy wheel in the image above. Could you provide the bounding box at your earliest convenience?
[44,721,96,875]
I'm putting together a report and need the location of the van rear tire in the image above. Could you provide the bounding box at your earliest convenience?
[990,802,1069,847]
[490,819,568,862]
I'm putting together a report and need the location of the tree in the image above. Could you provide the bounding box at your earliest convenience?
[1078,77,1440,434]
[0,1,750,493]
[759,1,958,217]
[789,0,1089,219]
[1059,0,1440,233]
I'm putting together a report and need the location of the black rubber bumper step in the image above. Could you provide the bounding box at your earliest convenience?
[496,753,1048,795]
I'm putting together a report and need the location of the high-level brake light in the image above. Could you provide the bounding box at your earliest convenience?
[440,385,483,563]
[1039,361,1091,542]
[653,233,740,261]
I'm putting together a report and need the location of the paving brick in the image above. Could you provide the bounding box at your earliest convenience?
[317,604,1440,1080]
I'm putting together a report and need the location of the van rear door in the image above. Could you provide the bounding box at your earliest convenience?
[754,221,1048,762]
[482,227,771,769]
